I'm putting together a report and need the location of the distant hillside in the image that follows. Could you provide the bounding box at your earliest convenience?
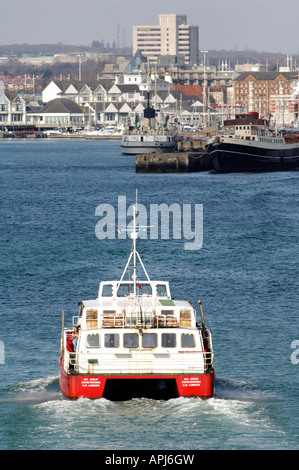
[0,43,296,66]
[0,44,86,56]
[0,43,132,57]
[0,44,297,80]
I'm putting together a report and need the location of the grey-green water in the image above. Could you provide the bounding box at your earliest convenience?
[0,139,298,450]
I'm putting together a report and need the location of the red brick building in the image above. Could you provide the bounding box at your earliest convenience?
[233,71,299,124]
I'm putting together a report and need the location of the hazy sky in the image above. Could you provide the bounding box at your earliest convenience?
[0,0,298,54]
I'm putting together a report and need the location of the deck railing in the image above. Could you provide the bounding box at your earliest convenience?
[63,347,213,375]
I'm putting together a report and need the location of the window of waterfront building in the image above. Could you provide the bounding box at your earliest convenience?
[86,333,100,348]
[142,333,158,348]
[71,117,82,124]
[124,333,139,348]
[110,94,119,101]
[12,114,22,121]
[105,113,115,121]
[104,333,119,348]
[162,333,176,348]
[181,333,195,348]
[45,116,68,124]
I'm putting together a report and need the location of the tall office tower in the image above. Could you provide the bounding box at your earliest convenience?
[133,14,199,65]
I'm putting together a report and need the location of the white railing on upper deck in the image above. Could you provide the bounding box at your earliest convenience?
[100,312,187,329]
[62,348,213,376]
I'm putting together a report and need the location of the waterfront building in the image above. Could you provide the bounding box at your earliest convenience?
[0,90,27,128]
[42,81,64,103]
[6,66,299,130]
[133,14,199,65]
[122,50,147,75]
[233,71,299,124]
[39,98,86,127]
[0,75,217,130]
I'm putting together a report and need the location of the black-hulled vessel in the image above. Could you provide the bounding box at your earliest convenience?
[206,113,299,172]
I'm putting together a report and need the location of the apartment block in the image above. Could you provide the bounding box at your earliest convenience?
[133,14,199,65]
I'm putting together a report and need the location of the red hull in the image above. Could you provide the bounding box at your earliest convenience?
[59,359,214,399]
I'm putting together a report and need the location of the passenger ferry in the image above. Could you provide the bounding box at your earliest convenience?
[206,112,299,172]
[59,203,215,400]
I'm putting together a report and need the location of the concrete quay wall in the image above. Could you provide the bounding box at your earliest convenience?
[136,151,213,173]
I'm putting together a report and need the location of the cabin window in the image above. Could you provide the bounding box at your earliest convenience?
[123,333,139,348]
[157,284,167,296]
[104,333,119,348]
[142,333,157,348]
[117,282,152,296]
[102,284,113,297]
[181,333,195,348]
[161,309,174,315]
[162,333,176,348]
[117,283,134,297]
[86,334,100,348]
[136,283,152,295]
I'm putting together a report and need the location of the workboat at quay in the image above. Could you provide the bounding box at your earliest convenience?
[206,112,299,172]
[121,126,181,155]
[59,202,214,400]
[120,88,181,155]
[120,120,181,155]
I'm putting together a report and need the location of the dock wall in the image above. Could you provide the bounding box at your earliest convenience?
[135,151,212,173]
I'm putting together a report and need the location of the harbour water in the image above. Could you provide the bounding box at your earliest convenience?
[0,139,298,450]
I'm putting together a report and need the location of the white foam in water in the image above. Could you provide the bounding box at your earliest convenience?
[3,376,62,404]
[214,376,270,401]
[16,376,58,393]
[0,376,287,450]
[35,395,115,416]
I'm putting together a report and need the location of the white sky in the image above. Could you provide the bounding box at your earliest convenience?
[0,0,298,54]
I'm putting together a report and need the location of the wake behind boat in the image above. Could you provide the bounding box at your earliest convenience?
[206,112,299,172]
[59,200,215,400]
